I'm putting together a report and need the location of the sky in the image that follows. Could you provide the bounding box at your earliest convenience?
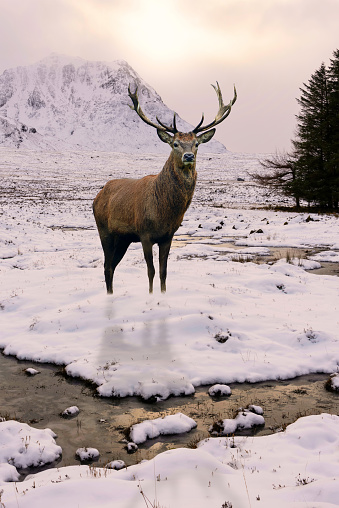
[1,0,339,153]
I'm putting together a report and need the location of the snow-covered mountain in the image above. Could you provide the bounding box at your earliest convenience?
[0,54,226,153]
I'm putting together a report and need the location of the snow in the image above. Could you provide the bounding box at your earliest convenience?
[75,447,100,461]
[248,404,264,415]
[327,373,339,391]
[0,463,20,484]
[126,442,138,453]
[0,414,339,507]
[0,420,62,476]
[0,54,226,153]
[129,413,197,444]
[0,146,339,506]
[208,384,232,396]
[209,405,265,435]
[25,367,40,375]
[106,459,126,470]
[311,250,339,262]
[61,406,80,417]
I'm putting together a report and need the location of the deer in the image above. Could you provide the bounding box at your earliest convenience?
[93,82,237,294]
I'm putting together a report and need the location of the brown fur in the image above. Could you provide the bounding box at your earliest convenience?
[93,130,215,293]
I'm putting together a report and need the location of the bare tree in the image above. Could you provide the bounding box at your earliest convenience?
[251,151,301,208]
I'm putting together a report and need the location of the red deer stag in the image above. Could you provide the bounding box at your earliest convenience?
[93,82,237,294]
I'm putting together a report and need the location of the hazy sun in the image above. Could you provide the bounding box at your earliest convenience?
[119,2,202,64]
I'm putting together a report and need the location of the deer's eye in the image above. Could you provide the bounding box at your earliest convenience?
[173,142,179,148]
[195,142,199,148]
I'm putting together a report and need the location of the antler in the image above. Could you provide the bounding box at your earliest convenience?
[128,84,177,133]
[193,82,237,133]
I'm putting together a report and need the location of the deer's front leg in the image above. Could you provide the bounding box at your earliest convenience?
[159,237,173,293]
[141,238,155,293]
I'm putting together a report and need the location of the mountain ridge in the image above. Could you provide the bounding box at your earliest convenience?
[0,54,226,153]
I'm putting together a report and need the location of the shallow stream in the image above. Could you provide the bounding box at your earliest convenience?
[1,353,338,475]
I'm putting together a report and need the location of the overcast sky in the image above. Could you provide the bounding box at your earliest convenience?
[1,0,339,153]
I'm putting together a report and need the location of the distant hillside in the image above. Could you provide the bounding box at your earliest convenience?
[0,54,226,153]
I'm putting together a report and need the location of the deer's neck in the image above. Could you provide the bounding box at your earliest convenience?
[154,152,197,214]
[161,151,196,190]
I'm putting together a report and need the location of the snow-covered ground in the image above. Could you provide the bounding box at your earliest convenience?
[1,147,339,507]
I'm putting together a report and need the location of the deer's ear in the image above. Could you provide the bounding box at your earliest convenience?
[157,129,173,145]
[197,129,216,144]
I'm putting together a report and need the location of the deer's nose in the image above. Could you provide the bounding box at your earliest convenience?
[183,152,195,163]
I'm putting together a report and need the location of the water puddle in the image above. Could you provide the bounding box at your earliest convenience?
[1,353,338,475]
[173,235,339,276]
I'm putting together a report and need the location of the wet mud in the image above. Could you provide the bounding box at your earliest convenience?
[1,353,338,474]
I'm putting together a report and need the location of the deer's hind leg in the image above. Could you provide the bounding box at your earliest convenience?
[101,234,130,294]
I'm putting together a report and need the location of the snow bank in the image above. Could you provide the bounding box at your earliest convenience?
[0,420,62,471]
[0,463,20,484]
[0,414,338,507]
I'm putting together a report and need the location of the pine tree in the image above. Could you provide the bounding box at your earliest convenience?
[327,49,339,209]
[253,50,339,210]
[292,62,331,207]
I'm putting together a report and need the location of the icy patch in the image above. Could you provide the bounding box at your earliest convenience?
[310,250,339,262]
[274,257,321,270]
[0,420,62,470]
[130,413,197,445]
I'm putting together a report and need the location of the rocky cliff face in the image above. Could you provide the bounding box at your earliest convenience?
[0,54,226,153]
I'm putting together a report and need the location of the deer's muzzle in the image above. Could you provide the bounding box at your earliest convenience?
[182,152,195,164]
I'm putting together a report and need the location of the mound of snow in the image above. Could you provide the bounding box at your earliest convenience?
[208,384,232,396]
[326,373,339,392]
[106,460,126,470]
[61,406,80,417]
[130,412,197,445]
[210,405,265,435]
[0,420,62,470]
[75,447,100,461]
[25,367,40,376]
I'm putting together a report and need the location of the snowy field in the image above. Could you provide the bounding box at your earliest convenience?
[1,147,339,507]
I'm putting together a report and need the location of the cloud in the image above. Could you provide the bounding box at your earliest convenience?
[0,0,338,152]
